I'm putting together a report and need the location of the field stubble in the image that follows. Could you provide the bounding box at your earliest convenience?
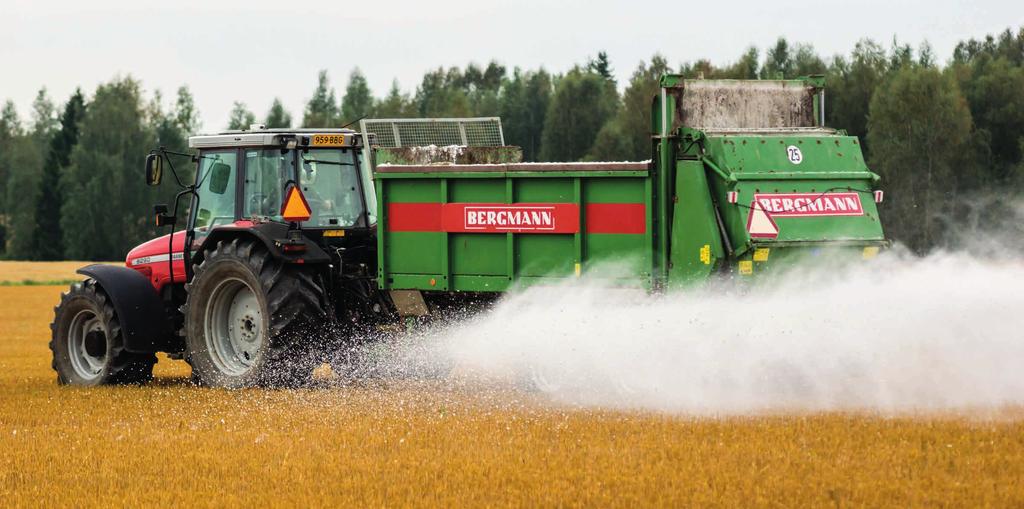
[1,282,1023,506]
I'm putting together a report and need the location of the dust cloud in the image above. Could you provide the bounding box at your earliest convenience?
[367,243,1023,415]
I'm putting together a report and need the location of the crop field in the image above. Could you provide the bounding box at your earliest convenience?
[1,264,1023,506]
[0,261,119,286]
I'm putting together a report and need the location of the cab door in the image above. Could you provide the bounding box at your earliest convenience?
[191,149,240,237]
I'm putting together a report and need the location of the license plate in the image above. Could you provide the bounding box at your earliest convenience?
[311,134,347,147]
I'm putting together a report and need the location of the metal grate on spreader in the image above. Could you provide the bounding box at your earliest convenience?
[359,117,505,148]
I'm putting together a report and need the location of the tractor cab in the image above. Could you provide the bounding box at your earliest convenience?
[183,126,377,234]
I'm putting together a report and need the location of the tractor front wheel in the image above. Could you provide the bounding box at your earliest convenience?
[183,238,328,388]
[50,280,156,386]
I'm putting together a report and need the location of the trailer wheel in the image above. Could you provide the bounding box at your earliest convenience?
[49,280,156,386]
[183,238,328,388]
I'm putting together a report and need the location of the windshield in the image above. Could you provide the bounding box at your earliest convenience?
[204,146,369,229]
[298,148,365,228]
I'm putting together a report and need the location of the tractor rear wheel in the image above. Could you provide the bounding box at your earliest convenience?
[183,238,328,388]
[50,280,156,386]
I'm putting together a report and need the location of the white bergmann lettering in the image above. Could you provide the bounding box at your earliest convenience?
[755,194,862,216]
[467,209,554,228]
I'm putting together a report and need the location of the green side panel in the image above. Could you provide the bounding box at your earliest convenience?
[582,177,647,202]
[378,169,656,292]
[515,178,574,201]
[517,234,574,277]
[450,275,510,292]
[449,178,505,201]
[447,274,647,292]
[582,177,652,284]
[389,273,447,291]
[450,233,506,275]
[385,178,441,201]
[384,232,445,277]
[585,234,649,278]
[704,136,869,174]
[379,178,448,288]
[668,159,725,287]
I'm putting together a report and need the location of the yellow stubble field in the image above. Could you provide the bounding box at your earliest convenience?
[0,261,120,286]
[1,270,1023,506]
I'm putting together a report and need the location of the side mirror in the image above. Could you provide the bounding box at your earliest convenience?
[154,204,175,227]
[145,154,163,186]
[208,162,231,195]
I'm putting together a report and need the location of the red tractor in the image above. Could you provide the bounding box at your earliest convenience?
[50,126,387,388]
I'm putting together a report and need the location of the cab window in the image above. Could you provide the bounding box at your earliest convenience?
[193,150,237,231]
[243,149,292,221]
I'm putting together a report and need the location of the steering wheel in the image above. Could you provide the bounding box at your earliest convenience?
[247,192,267,216]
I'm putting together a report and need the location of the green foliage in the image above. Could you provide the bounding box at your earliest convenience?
[341,68,374,125]
[867,66,973,253]
[30,88,58,137]
[302,70,340,127]
[375,80,414,118]
[227,101,256,130]
[760,38,792,79]
[588,51,614,81]
[264,98,292,128]
[499,69,551,162]
[4,132,45,258]
[0,101,24,253]
[540,67,618,162]
[727,47,760,79]
[415,67,471,117]
[61,76,158,261]
[827,40,888,144]
[34,89,86,260]
[954,56,1024,183]
[174,86,201,135]
[2,89,56,258]
[792,44,827,76]
[0,101,23,220]
[589,55,670,161]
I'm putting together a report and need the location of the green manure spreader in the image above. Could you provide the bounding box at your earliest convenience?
[375,74,887,294]
[50,75,887,388]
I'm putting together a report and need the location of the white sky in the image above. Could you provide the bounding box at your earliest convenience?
[1,0,1020,132]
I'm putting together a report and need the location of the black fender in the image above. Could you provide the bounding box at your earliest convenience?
[77,264,174,353]
[191,222,332,268]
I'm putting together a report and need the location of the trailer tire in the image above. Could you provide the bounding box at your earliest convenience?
[50,280,156,386]
[183,238,328,388]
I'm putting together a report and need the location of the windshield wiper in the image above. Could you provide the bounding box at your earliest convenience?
[300,155,355,167]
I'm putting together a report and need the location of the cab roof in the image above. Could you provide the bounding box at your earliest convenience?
[188,126,360,149]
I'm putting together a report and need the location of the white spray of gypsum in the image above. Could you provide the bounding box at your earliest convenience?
[367,246,1024,416]
[343,198,1024,414]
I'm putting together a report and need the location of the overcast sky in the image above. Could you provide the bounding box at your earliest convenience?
[1,0,1020,131]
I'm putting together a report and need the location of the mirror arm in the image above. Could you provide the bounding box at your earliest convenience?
[155,146,191,188]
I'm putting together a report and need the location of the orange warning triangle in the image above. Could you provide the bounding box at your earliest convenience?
[746,199,779,239]
[281,185,312,222]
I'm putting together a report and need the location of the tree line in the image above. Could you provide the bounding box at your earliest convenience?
[0,27,1021,260]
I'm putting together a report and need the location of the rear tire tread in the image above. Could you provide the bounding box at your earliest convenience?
[49,280,156,386]
[183,238,329,388]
